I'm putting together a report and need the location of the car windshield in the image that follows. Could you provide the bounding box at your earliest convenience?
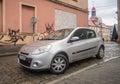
[43,29,74,40]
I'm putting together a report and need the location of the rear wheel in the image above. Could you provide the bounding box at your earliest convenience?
[96,47,104,59]
[50,54,68,74]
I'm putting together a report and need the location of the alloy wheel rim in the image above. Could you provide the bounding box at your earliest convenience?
[51,57,66,72]
[100,48,104,58]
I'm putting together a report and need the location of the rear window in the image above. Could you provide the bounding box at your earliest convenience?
[86,30,96,39]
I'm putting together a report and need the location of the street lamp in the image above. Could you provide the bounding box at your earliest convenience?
[31,17,37,41]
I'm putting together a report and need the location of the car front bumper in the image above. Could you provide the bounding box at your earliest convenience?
[18,52,54,70]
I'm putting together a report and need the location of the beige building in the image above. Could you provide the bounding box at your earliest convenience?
[89,24,111,41]
[89,6,111,41]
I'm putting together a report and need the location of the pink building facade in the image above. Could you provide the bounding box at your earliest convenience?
[0,0,88,34]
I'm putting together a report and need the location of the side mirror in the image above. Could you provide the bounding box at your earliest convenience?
[69,36,79,42]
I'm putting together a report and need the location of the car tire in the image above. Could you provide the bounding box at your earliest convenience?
[50,54,68,74]
[96,47,104,59]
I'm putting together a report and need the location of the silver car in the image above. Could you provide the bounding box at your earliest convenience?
[18,27,104,74]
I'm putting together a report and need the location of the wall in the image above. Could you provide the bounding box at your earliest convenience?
[0,0,88,44]
[53,0,88,9]
[3,0,88,33]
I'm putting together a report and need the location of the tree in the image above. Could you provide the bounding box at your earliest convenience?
[112,25,118,41]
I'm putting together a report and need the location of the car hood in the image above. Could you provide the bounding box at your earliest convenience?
[20,40,57,53]
[26,40,56,47]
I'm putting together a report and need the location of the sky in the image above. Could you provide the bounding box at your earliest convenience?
[88,0,117,25]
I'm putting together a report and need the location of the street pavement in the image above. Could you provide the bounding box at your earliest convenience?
[0,44,23,56]
[0,42,120,84]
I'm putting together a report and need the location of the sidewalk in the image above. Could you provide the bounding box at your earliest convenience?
[53,57,120,84]
[0,44,23,56]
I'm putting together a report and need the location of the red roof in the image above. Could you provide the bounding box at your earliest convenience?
[88,20,112,29]
[88,20,98,27]
[92,7,96,11]
[102,23,112,29]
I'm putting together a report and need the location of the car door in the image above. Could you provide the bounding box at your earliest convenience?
[67,29,89,62]
[86,29,98,57]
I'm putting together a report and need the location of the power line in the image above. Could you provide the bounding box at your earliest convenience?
[96,4,117,8]
[89,0,117,10]
[89,4,117,11]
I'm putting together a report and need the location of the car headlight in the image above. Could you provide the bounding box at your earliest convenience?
[32,45,52,55]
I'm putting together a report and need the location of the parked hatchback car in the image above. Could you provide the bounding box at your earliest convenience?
[18,27,104,74]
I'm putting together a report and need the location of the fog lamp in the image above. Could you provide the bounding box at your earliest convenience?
[33,62,39,67]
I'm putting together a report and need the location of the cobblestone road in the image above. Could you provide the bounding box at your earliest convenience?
[0,42,119,84]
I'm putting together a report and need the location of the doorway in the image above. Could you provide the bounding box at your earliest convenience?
[22,5,35,33]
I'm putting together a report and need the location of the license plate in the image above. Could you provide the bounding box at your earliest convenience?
[19,55,26,60]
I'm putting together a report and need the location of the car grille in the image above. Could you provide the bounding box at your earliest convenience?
[19,57,32,67]
[20,52,29,55]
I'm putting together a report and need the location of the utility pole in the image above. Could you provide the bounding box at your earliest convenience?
[117,0,120,42]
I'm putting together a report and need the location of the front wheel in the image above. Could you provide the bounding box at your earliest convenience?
[96,47,104,59]
[50,54,68,74]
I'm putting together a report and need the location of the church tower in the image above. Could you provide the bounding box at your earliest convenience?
[90,1,98,22]
[92,6,96,16]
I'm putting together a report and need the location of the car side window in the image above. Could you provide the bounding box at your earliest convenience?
[72,29,87,40]
[86,30,96,39]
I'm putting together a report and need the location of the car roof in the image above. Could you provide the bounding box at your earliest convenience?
[76,27,90,29]
[76,27,95,30]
